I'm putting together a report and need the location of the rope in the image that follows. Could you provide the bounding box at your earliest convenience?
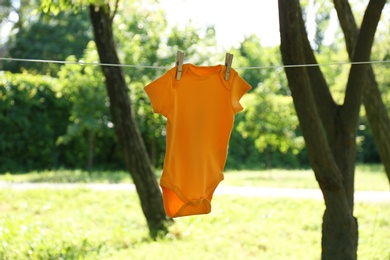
[238,60,390,70]
[0,57,389,70]
[0,57,169,70]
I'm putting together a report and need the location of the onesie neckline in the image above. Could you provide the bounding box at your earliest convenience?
[185,64,224,80]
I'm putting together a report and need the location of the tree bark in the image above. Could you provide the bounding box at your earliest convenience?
[333,0,390,185]
[278,0,386,258]
[88,4,171,237]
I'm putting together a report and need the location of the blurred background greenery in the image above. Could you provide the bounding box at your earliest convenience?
[1,0,388,173]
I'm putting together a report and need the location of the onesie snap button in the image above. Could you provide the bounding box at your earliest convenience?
[187,199,202,206]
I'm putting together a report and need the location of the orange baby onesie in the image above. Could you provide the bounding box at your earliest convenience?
[144,64,251,218]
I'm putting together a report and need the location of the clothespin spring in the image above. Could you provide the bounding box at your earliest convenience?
[225,53,233,80]
[176,51,184,80]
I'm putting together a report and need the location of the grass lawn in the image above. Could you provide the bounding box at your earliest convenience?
[0,164,388,191]
[0,189,389,259]
[0,165,388,259]
[223,164,389,191]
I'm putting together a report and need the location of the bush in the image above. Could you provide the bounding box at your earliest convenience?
[0,72,124,172]
[0,72,70,171]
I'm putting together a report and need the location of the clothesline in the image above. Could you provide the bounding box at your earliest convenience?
[0,57,389,70]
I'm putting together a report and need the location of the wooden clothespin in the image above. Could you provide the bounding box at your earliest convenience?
[224,53,233,80]
[176,51,184,80]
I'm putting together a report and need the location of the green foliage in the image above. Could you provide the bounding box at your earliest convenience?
[113,2,223,167]
[228,40,306,169]
[113,2,168,167]
[3,10,91,75]
[0,0,41,40]
[0,0,13,23]
[57,43,107,132]
[372,62,390,113]
[238,88,303,153]
[1,0,386,172]
[225,125,261,170]
[133,80,167,167]
[0,72,70,171]
[56,41,122,170]
[2,0,229,171]
[316,46,350,104]
[311,1,333,52]
[235,35,282,89]
[40,0,106,14]
[0,68,123,172]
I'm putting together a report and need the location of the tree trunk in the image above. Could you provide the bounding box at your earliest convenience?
[278,0,385,258]
[88,4,171,237]
[333,0,390,185]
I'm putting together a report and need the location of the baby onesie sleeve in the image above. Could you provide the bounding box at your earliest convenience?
[144,69,174,117]
[230,69,252,114]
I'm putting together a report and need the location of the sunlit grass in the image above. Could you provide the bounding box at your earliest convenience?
[223,169,318,189]
[0,189,388,259]
[223,164,389,191]
[0,169,131,184]
[0,189,147,259]
[0,164,388,191]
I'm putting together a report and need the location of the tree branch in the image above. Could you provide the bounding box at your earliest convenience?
[342,0,387,127]
[333,0,359,56]
[110,0,120,22]
[278,0,343,190]
[335,0,390,182]
[297,3,338,132]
